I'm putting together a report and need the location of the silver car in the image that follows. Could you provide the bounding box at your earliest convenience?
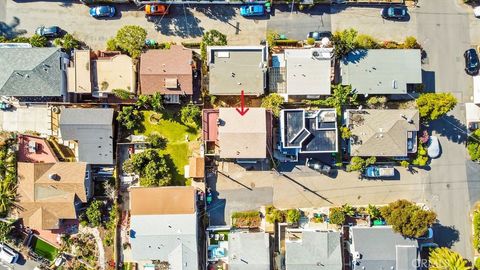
[427,136,440,158]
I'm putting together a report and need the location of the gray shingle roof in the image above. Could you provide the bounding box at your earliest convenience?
[0,48,67,97]
[340,49,422,95]
[228,232,270,270]
[285,231,342,270]
[350,226,419,270]
[59,108,113,164]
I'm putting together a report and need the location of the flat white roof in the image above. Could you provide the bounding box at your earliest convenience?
[466,103,480,123]
[474,75,480,104]
[285,48,332,96]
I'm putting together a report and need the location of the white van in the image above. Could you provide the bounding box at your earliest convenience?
[0,243,19,264]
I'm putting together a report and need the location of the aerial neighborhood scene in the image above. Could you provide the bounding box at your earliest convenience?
[2,0,480,269]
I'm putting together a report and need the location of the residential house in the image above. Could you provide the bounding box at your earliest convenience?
[0,47,69,101]
[58,107,114,165]
[466,75,480,131]
[279,109,338,160]
[202,108,273,160]
[129,186,198,270]
[140,45,193,104]
[285,230,343,270]
[67,50,136,100]
[346,109,419,157]
[348,226,419,270]
[271,48,333,100]
[207,46,267,96]
[340,49,422,95]
[16,162,89,231]
[17,134,58,163]
[228,232,270,270]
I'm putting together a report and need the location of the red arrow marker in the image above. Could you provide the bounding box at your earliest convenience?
[236,90,249,116]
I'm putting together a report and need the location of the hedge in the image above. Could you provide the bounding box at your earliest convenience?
[273,39,300,46]
[181,41,201,49]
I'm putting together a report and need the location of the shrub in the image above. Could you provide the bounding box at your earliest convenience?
[366,96,387,108]
[468,129,480,162]
[382,40,401,49]
[306,37,315,45]
[273,39,300,46]
[413,143,429,166]
[29,34,48,47]
[400,160,410,168]
[181,41,201,48]
[261,93,284,117]
[340,127,352,140]
[329,207,346,225]
[123,150,172,187]
[475,257,480,270]
[286,209,301,224]
[86,200,103,227]
[54,34,80,53]
[366,204,381,219]
[332,28,358,58]
[380,200,436,238]
[146,133,167,149]
[200,30,227,60]
[180,104,201,127]
[473,210,480,252]
[112,89,133,100]
[355,34,380,49]
[341,204,356,216]
[266,208,285,224]
[231,210,259,218]
[403,36,421,49]
[109,25,147,58]
[348,156,365,172]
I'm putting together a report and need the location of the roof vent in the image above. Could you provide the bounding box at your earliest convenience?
[49,174,60,181]
[392,80,397,89]
[312,50,320,58]
[353,251,361,259]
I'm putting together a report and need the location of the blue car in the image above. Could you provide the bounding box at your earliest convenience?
[89,6,116,18]
[240,5,264,17]
[381,6,407,20]
[363,166,395,179]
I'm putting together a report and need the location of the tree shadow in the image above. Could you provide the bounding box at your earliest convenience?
[191,5,237,23]
[341,49,368,64]
[431,223,459,248]
[0,17,27,39]
[429,114,467,144]
[148,6,204,38]
[163,154,185,186]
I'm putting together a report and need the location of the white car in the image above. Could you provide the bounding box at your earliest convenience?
[474,6,480,18]
[0,243,19,264]
[427,136,440,159]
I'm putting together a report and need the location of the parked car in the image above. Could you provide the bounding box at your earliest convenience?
[427,135,440,158]
[35,26,61,38]
[89,6,116,18]
[381,6,407,20]
[474,6,480,18]
[306,158,333,176]
[464,48,480,75]
[0,102,12,111]
[363,166,395,178]
[307,31,332,41]
[145,4,169,16]
[0,243,19,264]
[240,5,265,17]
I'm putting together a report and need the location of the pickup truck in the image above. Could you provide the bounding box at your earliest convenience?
[363,166,395,178]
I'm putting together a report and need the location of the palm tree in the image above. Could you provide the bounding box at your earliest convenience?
[429,247,471,270]
[0,181,16,213]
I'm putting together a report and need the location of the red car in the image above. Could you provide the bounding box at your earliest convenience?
[145,4,169,16]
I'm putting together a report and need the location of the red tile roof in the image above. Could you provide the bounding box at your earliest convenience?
[139,46,193,95]
[17,135,58,163]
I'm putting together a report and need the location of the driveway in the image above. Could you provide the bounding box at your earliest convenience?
[0,106,51,135]
[1,2,267,49]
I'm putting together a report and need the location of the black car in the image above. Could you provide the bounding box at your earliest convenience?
[35,26,61,38]
[381,6,407,20]
[464,48,480,75]
[307,31,332,41]
[306,158,333,176]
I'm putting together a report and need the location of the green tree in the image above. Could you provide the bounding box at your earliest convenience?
[261,93,284,117]
[135,95,150,110]
[180,104,201,127]
[0,181,16,214]
[117,106,142,131]
[150,93,163,113]
[110,25,147,59]
[400,160,410,168]
[340,127,352,140]
[86,200,103,227]
[11,36,30,43]
[106,38,118,51]
[429,247,471,270]
[412,143,429,166]
[266,208,285,223]
[332,28,358,58]
[112,89,133,100]
[29,34,48,47]
[348,156,365,172]
[341,204,356,216]
[306,37,315,45]
[146,133,167,149]
[366,204,381,219]
[0,221,13,242]
[416,93,457,121]
[365,156,376,167]
[355,34,380,49]
[123,150,172,187]
[475,257,480,270]
[266,31,280,52]
[380,199,436,238]
[54,34,80,53]
[403,36,421,49]
[329,207,346,225]
[0,35,7,43]
[468,129,480,161]
[306,84,358,114]
[200,30,227,60]
[286,209,301,224]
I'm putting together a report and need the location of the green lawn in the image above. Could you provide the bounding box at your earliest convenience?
[33,237,58,261]
[136,110,200,185]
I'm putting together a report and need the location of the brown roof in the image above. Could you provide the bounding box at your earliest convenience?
[130,186,195,215]
[17,162,87,230]
[139,46,193,95]
[189,157,204,178]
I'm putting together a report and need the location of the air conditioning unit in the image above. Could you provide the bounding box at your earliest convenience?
[353,251,361,259]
